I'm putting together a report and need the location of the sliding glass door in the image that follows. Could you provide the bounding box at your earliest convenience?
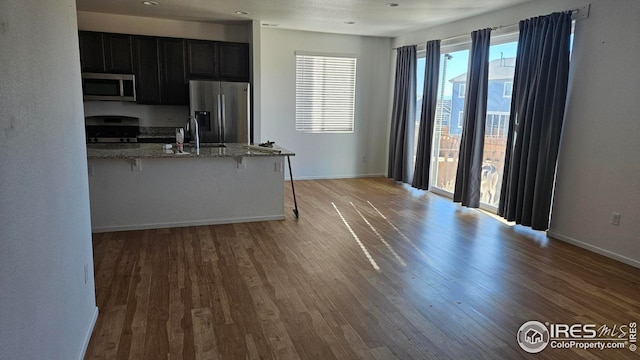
[414,55,426,171]
[480,39,518,208]
[412,25,574,217]
[430,48,469,194]
[414,35,518,211]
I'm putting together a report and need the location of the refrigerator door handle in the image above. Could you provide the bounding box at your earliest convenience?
[217,94,222,143]
[221,94,226,143]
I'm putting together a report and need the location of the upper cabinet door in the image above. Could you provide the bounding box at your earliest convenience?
[104,33,133,74]
[79,31,105,73]
[160,38,188,105]
[219,42,250,82]
[79,31,133,74]
[186,40,219,79]
[132,36,162,105]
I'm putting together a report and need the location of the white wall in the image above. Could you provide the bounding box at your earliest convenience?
[393,0,591,48]
[394,0,640,267]
[0,1,98,359]
[549,0,640,267]
[260,28,392,179]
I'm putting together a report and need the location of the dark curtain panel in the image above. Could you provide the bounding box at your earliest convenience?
[453,28,492,207]
[498,12,572,230]
[388,45,417,182]
[412,40,441,190]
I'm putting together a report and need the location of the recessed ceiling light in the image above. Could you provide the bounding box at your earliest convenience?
[344,21,356,25]
[385,3,399,7]
[235,11,249,15]
[142,1,158,5]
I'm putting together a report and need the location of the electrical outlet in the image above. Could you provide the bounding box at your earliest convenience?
[84,264,89,284]
[362,155,368,163]
[611,212,621,226]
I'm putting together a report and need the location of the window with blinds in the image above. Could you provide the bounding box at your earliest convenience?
[295,53,357,133]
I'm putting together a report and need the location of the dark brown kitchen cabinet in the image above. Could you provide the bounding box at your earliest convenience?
[79,31,132,74]
[186,40,219,79]
[219,42,249,82]
[79,31,105,73]
[132,36,162,105]
[159,38,188,105]
[104,34,133,73]
[80,30,250,104]
[132,36,188,105]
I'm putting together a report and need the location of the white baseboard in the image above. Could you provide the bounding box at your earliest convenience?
[78,306,99,360]
[286,173,385,181]
[91,215,285,233]
[547,231,640,269]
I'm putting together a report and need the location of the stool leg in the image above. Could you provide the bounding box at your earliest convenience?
[286,156,299,218]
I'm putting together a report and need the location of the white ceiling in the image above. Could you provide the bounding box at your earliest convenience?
[75,0,536,37]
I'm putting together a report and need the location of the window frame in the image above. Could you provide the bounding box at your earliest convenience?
[485,111,510,137]
[294,52,357,134]
[458,83,466,98]
[503,81,513,98]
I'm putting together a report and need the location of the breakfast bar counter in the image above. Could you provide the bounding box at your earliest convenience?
[86,142,295,159]
[87,143,295,233]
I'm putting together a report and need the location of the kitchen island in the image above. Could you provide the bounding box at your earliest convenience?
[86,143,295,232]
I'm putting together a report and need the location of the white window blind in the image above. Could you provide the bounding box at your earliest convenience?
[295,53,357,133]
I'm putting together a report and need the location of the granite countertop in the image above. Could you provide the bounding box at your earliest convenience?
[87,143,295,159]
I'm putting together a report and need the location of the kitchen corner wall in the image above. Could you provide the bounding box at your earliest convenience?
[394,0,640,268]
[259,28,392,179]
[0,1,97,359]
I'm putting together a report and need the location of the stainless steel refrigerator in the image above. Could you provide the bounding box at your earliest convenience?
[188,80,250,144]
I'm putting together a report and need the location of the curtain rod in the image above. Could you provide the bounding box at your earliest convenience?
[393,5,589,50]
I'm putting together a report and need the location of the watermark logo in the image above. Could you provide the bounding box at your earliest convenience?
[517,321,550,353]
[517,320,637,354]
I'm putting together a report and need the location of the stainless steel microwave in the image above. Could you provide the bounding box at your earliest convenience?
[81,73,136,102]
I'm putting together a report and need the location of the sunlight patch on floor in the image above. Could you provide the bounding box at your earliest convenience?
[367,200,434,266]
[332,202,381,272]
[349,202,407,267]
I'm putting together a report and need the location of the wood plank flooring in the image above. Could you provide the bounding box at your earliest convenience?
[85,177,640,359]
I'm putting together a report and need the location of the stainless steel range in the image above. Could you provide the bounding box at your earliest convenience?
[85,116,140,143]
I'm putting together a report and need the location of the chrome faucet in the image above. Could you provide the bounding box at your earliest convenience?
[185,116,200,155]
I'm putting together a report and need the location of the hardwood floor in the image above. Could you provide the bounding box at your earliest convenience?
[85,177,640,359]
